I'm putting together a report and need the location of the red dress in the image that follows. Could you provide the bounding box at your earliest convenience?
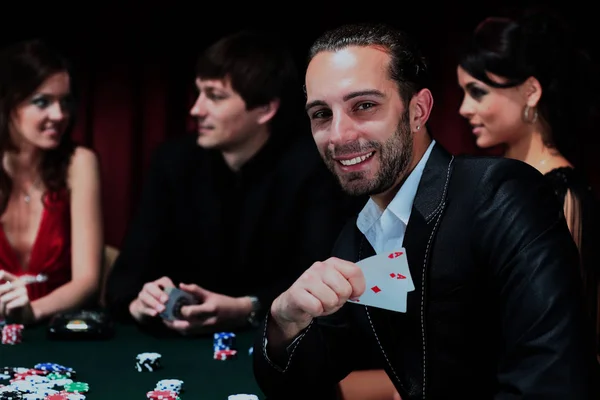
[0,191,71,301]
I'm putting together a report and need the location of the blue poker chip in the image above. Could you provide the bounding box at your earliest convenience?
[213,332,236,349]
[33,363,74,376]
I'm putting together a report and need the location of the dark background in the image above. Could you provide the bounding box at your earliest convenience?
[2,0,598,246]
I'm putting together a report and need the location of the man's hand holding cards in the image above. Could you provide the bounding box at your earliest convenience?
[159,286,199,321]
[346,248,414,312]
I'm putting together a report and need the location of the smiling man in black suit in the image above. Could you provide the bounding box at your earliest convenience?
[253,22,599,400]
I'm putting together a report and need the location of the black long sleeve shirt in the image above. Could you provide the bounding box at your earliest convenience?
[105,131,364,325]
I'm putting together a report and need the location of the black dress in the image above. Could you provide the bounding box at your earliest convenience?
[545,167,599,352]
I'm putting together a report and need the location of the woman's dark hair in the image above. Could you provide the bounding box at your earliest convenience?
[458,7,600,169]
[0,38,77,212]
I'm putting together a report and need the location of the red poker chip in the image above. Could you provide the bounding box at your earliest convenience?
[214,349,238,360]
[23,369,47,375]
[146,390,178,399]
[46,394,70,400]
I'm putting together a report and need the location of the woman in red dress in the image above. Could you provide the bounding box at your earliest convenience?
[0,39,103,325]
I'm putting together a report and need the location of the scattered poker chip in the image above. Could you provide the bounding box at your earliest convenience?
[1,325,24,345]
[228,395,259,400]
[214,349,237,360]
[136,352,162,372]
[63,381,89,393]
[146,389,178,399]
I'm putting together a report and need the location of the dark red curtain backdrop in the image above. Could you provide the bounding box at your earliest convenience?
[11,2,598,247]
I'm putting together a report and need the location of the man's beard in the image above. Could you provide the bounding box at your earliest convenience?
[323,110,413,197]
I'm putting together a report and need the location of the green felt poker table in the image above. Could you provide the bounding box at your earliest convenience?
[0,320,264,399]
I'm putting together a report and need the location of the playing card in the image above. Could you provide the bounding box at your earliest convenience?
[347,248,413,312]
[159,286,198,321]
[385,249,414,292]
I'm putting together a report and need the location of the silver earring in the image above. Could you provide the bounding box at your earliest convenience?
[523,105,538,124]
[416,125,420,131]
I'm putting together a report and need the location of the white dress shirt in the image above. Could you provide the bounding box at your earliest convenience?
[356,140,435,253]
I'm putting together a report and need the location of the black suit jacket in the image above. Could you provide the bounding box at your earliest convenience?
[105,132,364,324]
[253,143,598,399]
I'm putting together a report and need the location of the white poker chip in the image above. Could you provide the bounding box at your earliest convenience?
[9,380,38,392]
[228,395,259,400]
[23,394,46,400]
[50,378,73,387]
[23,393,52,400]
[156,378,184,393]
[65,393,86,399]
[136,352,162,361]
[24,375,50,384]
[32,387,58,396]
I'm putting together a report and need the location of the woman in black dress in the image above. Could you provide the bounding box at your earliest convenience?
[456,6,600,355]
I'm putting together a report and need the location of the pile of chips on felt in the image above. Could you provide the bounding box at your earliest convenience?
[0,363,88,399]
[137,333,258,399]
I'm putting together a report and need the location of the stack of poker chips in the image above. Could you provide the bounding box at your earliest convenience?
[155,379,183,395]
[136,352,162,372]
[1,324,24,345]
[213,332,237,360]
[0,363,85,399]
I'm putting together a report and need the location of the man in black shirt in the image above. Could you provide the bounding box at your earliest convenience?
[104,31,362,335]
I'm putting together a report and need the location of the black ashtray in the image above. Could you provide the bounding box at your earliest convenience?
[47,309,115,340]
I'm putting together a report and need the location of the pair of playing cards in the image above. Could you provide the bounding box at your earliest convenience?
[159,286,198,321]
[347,248,414,312]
